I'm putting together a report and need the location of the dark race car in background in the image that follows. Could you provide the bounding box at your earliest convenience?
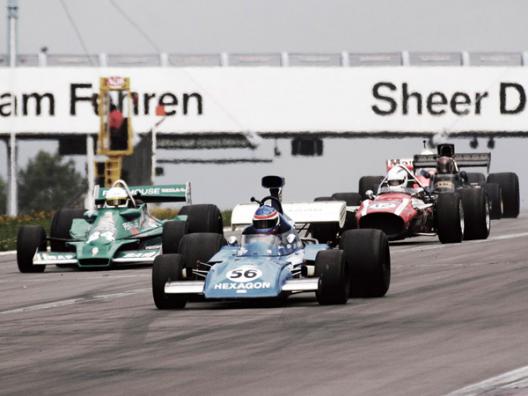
[413,143,520,220]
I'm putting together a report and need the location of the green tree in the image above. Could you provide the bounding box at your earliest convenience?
[18,151,87,213]
[0,177,6,215]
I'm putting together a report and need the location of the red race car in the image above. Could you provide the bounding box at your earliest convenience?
[356,164,466,244]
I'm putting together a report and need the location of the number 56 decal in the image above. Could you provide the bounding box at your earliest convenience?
[226,266,263,282]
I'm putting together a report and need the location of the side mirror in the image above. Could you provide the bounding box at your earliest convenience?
[459,170,468,182]
[365,189,375,199]
[228,236,238,245]
[120,208,141,220]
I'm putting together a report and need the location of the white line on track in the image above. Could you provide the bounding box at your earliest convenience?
[0,250,15,256]
[446,365,528,395]
[393,232,528,254]
[0,288,150,315]
[0,274,150,283]
[0,298,83,314]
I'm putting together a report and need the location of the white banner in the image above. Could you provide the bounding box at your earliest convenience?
[1,67,528,134]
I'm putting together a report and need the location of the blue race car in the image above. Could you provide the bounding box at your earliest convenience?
[152,176,390,309]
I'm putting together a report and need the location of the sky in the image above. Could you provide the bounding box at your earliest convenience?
[1,0,527,209]
[1,0,528,54]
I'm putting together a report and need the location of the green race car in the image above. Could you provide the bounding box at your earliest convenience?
[16,180,223,272]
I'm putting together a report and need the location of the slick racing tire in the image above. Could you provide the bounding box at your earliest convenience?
[179,204,224,235]
[162,220,189,254]
[340,229,390,298]
[359,176,384,200]
[487,172,520,218]
[50,208,85,252]
[484,183,503,220]
[461,188,490,240]
[466,172,486,186]
[331,192,362,230]
[152,254,187,309]
[436,193,464,244]
[17,225,47,273]
[179,233,226,276]
[315,250,349,305]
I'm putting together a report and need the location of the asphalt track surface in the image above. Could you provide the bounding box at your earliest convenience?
[1,214,528,396]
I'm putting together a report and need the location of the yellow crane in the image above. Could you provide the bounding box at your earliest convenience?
[96,76,134,187]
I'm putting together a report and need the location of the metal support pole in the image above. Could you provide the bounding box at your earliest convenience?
[7,132,17,216]
[150,116,166,185]
[151,126,157,184]
[401,50,410,66]
[341,51,349,67]
[7,0,18,67]
[85,134,95,210]
[6,1,18,216]
[281,52,289,67]
[220,52,229,67]
[462,51,471,66]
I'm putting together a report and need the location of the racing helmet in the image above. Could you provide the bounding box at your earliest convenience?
[105,186,129,207]
[252,205,280,233]
[437,156,457,174]
[386,167,408,191]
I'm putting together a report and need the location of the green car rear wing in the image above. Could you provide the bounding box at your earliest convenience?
[95,182,191,204]
[413,153,491,172]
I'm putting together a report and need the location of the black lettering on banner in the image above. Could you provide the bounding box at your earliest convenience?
[91,94,99,116]
[158,93,178,115]
[183,93,203,115]
[130,92,139,115]
[402,83,422,115]
[371,82,397,115]
[143,93,156,115]
[22,93,55,116]
[475,92,489,114]
[70,83,93,115]
[450,92,471,116]
[0,93,14,116]
[427,92,447,115]
[500,82,526,114]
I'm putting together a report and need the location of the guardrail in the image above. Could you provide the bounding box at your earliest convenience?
[2,51,528,67]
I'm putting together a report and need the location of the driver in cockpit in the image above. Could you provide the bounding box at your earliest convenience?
[384,166,425,198]
[104,186,135,208]
[243,205,291,235]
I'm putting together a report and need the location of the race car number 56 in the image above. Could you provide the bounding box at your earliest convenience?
[227,266,263,282]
